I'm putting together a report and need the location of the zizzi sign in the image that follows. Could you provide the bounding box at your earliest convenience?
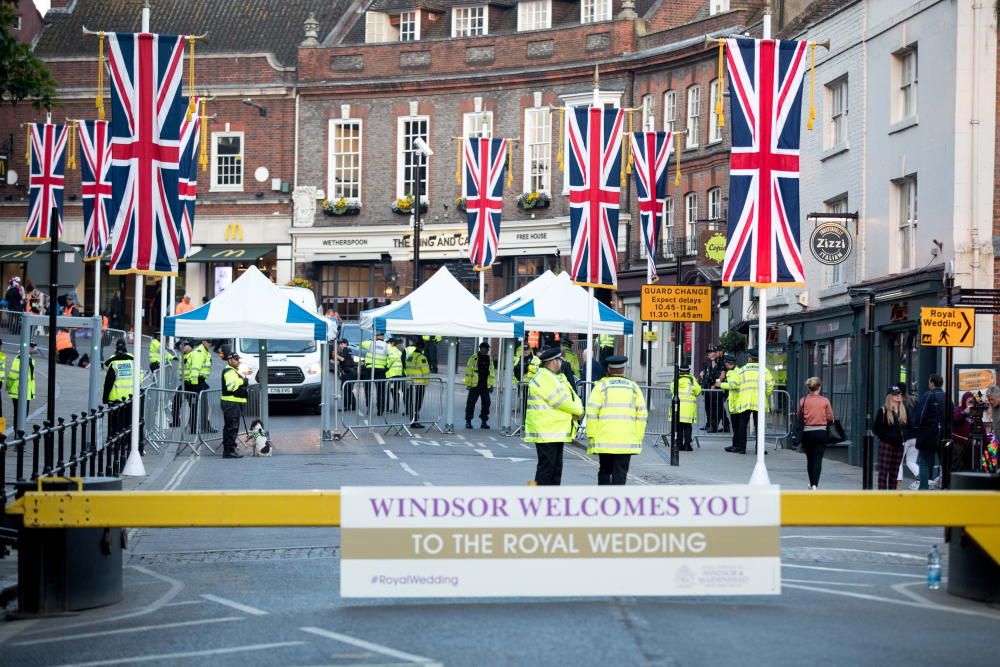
[809,223,852,265]
[340,485,780,598]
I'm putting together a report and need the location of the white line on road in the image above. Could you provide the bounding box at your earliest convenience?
[383,449,398,460]
[162,600,204,607]
[53,641,306,667]
[496,442,508,448]
[200,593,269,616]
[399,462,420,476]
[422,481,434,486]
[301,626,438,665]
[781,578,873,588]
[782,563,924,579]
[783,583,1000,619]
[520,443,532,449]
[374,433,386,446]
[489,436,498,441]
[14,617,243,646]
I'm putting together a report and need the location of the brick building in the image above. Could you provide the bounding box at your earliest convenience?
[0,0,340,327]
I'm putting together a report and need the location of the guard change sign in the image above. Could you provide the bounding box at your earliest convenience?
[340,485,780,598]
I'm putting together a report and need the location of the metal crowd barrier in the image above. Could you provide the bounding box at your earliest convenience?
[191,384,262,455]
[336,377,413,439]
[691,388,792,450]
[143,387,199,455]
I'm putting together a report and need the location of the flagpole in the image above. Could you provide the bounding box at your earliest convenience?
[122,0,152,478]
[749,3,773,486]
[88,257,102,412]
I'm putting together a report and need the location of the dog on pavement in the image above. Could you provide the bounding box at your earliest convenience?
[250,419,272,456]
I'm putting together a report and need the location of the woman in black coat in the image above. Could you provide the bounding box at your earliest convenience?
[874,386,910,490]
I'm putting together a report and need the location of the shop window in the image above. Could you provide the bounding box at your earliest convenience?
[513,256,547,290]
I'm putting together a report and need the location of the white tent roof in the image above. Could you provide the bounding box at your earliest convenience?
[360,266,524,339]
[490,271,634,335]
[164,266,330,341]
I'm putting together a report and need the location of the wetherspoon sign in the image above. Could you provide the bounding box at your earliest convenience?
[340,485,781,598]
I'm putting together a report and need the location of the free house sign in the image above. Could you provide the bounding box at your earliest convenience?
[808,222,852,265]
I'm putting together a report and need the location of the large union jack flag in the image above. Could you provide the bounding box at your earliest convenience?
[177,96,201,261]
[78,120,112,260]
[462,136,508,271]
[629,131,673,284]
[24,123,68,241]
[723,37,808,287]
[567,107,624,289]
[106,32,187,276]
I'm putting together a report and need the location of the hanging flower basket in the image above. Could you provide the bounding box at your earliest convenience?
[517,191,550,210]
[455,196,467,213]
[391,195,428,215]
[321,197,361,216]
[287,277,313,290]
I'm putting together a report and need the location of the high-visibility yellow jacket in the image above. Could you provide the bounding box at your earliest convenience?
[405,349,430,385]
[598,334,615,350]
[720,366,743,414]
[7,355,35,400]
[464,353,496,388]
[107,356,136,402]
[386,346,404,378]
[523,355,541,382]
[221,366,248,403]
[674,374,702,424]
[361,340,389,369]
[562,347,581,377]
[585,376,647,454]
[149,338,175,365]
[0,350,6,385]
[524,367,583,443]
[182,349,200,384]
[736,362,774,413]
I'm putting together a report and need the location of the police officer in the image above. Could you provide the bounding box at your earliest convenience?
[730,349,773,454]
[220,351,248,459]
[597,333,615,366]
[103,339,137,404]
[700,346,721,431]
[721,355,745,453]
[7,342,36,432]
[148,336,175,374]
[465,341,496,429]
[561,338,581,378]
[0,337,6,419]
[385,337,405,413]
[422,334,442,373]
[405,338,430,428]
[361,332,389,415]
[525,347,583,485]
[675,363,702,451]
[585,355,647,484]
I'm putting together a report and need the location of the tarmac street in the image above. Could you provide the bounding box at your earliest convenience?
[2,399,999,667]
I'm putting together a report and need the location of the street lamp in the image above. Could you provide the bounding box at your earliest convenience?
[849,287,876,489]
[411,137,434,293]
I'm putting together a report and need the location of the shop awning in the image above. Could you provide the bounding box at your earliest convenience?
[185,245,274,263]
[0,245,38,263]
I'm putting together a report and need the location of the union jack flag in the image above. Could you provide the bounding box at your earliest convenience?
[176,96,201,261]
[106,32,187,276]
[78,120,112,260]
[629,131,673,284]
[24,123,68,241]
[567,106,624,289]
[723,37,808,286]
[462,136,508,270]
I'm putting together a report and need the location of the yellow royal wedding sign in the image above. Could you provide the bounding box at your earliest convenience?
[341,485,780,597]
[920,307,974,348]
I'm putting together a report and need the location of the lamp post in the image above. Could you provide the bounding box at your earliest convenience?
[412,137,434,293]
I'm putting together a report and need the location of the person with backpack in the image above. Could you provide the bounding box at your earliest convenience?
[874,386,910,490]
[913,374,945,490]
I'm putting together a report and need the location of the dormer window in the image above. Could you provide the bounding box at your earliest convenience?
[453,5,488,37]
[581,0,611,24]
[518,0,551,31]
[365,9,422,43]
[398,11,421,42]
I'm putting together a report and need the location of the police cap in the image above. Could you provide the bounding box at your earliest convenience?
[538,347,563,363]
[605,355,627,369]
[115,339,128,353]
[723,355,737,365]
[746,348,759,359]
[225,352,241,361]
[678,364,691,373]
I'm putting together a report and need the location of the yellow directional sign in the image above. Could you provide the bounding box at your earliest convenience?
[642,330,659,343]
[920,307,975,348]
[641,285,712,322]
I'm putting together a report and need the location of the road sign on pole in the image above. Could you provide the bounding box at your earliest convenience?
[919,307,975,348]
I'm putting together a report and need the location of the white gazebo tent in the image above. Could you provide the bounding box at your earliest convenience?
[360,266,524,431]
[164,266,333,438]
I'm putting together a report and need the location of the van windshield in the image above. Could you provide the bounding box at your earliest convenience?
[239,339,317,354]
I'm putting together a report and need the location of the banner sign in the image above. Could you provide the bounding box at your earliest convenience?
[341,485,780,598]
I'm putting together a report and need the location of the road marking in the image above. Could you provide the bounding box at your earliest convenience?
[783,582,1000,619]
[489,436,498,442]
[520,443,532,450]
[200,593,269,616]
[301,626,438,665]
[422,481,434,486]
[782,563,924,579]
[162,600,203,607]
[53,641,306,667]
[14,617,243,646]
[383,449,398,460]
[782,578,873,588]
[496,442,508,448]
[789,547,925,562]
[399,462,420,476]
[374,433,386,446]
[164,456,198,491]
[475,449,529,463]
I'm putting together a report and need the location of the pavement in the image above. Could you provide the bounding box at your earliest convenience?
[0,374,998,665]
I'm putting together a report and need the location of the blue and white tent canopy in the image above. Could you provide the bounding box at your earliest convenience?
[164,265,329,340]
[490,270,634,335]
[360,266,524,339]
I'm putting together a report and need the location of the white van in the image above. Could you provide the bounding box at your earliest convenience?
[236,285,331,413]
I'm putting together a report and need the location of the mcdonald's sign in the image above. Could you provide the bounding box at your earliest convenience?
[0,249,33,261]
[224,223,244,241]
[0,154,7,178]
[211,249,246,259]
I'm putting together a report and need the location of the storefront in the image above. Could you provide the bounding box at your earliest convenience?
[185,245,279,298]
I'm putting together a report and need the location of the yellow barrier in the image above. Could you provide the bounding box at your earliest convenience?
[6,489,1000,563]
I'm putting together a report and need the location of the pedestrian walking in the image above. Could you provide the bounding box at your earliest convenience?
[220,351,248,459]
[585,355,647,484]
[674,364,701,451]
[874,386,910,490]
[914,374,945,490]
[7,343,36,433]
[525,347,583,485]
[405,338,430,428]
[797,377,834,489]
[729,349,773,454]
[720,355,746,453]
[465,341,496,429]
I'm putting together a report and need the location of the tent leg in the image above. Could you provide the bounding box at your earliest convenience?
[444,337,456,434]
[501,338,515,434]
[321,340,332,441]
[259,339,270,437]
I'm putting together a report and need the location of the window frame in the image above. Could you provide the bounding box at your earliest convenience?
[581,0,611,24]
[708,187,722,220]
[895,46,918,121]
[327,119,363,203]
[684,191,698,242]
[826,76,848,148]
[663,197,674,257]
[824,196,849,286]
[462,111,494,138]
[452,5,488,38]
[365,11,394,43]
[710,0,730,15]
[210,131,244,193]
[560,90,624,194]
[517,0,551,31]
[708,80,723,143]
[641,94,655,131]
[396,116,431,202]
[523,107,552,195]
[894,176,917,272]
[685,85,700,149]
[663,90,676,133]
[398,10,420,42]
